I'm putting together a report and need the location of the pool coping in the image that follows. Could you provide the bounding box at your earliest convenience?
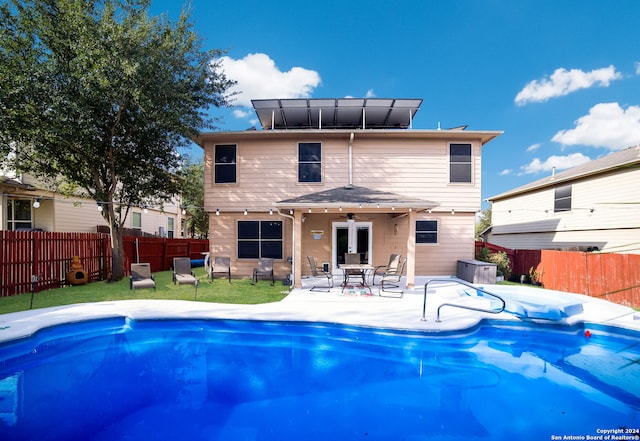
[1,276,639,343]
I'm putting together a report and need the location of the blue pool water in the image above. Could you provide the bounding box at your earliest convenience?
[0,318,639,440]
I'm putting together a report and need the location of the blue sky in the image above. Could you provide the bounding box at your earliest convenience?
[152,0,640,209]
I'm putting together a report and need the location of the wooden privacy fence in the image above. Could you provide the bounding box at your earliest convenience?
[122,237,209,274]
[1,232,209,297]
[1,231,111,297]
[476,241,640,308]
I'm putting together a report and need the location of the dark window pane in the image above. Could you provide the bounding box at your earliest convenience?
[450,144,471,161]
[416,220,437,231]
[238,241,259,259]
[261,221,283,239]
[14,200,32,220]
[215,145,236,164]
[298,163,321,183]
[554,185,572,212]
[416,232,438,243]
[450,144,472,183]
[416,220,438,244]
[238,221,259,239]
[261,242,283,259]
[450,164,472,183]
[215,145,236,183]
[298,143,321,161]
[215,164,236,183]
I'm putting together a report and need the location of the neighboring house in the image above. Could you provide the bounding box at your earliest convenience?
[1,172,188,237]
[195,98,502,288]
[485,145,640,254]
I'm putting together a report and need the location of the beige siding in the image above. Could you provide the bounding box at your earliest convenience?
[491,167,640,253]
[204,133,484,214]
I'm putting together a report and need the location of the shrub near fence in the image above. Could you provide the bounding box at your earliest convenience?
[1,232,209,297]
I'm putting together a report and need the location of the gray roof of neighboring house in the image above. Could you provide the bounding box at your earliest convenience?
[0,177,36,191]
[274,185,439,210]
[487,144,640,202]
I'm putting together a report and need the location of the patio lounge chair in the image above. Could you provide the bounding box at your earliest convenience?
[372,254,401,285]
[307,256,334,291]
[130,263,156,291]
[173,257,198,297]
[208,256,231,283]
[252,258,274,285]
[379,256,407,297]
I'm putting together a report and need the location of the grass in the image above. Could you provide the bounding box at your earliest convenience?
[0,267,289,315]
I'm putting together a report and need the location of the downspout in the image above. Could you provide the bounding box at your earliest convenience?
[277,208,296,286]
[348,132,354,187]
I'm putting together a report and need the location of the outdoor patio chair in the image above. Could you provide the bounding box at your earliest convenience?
[379,256,407,297]
[307,256,334,292]
[372,253,401,285]
[208,256,231,283]
[172,257,198,297]
[344,252,365,286]
[252,258,274,285]
[130,263,156,291]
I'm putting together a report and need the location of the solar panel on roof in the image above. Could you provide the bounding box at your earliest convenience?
[251,98,422,130]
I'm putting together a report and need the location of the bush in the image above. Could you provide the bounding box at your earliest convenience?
[476,248,511,279]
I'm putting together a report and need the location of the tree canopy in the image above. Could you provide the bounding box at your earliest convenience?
[0,0,233,280]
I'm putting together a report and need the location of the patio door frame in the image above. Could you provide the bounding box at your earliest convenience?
[331,221,372,271]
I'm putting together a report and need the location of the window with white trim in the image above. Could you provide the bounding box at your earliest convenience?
[132,212,142,230]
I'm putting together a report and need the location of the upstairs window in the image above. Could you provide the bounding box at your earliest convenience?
[298,142,322,183]
[554,185,572,212]
[416,220,438,244]
[238,220,283,259]
[450,143,472,183]
[215,144,237,184]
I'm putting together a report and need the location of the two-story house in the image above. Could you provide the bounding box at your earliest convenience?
[1,171,188,237]
[485,145,640,254]
[196,98,502,288]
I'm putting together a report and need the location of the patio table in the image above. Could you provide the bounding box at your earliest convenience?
[339,264,374,294]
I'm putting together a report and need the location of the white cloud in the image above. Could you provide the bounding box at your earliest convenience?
[499,169,512,176]
[365,89,376,98]
[232,109,250,118]
[526,143,541,152]
[514,65,622,106]
[551,102,640,150]
[636,62,640,75]
[520,153,592,175]
[220,53,321,109]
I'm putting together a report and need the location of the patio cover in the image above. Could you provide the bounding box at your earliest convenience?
[273,185,438,211]
[275,185,439,290]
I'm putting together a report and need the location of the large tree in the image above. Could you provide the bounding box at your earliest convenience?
[178,158,208,239]
[0,0,233,280]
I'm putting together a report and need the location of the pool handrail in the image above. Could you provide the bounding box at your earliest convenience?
[422,277,506,322]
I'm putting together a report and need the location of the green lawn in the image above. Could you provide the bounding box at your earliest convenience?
[0,267,290,315]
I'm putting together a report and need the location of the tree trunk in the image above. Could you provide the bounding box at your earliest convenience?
[110,225,125,282]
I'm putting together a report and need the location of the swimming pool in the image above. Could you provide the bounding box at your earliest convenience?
[0,317,638,440]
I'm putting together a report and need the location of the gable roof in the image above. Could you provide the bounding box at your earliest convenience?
[252,98,423,130]
[488,145,640,202]
[274,185,439,210]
